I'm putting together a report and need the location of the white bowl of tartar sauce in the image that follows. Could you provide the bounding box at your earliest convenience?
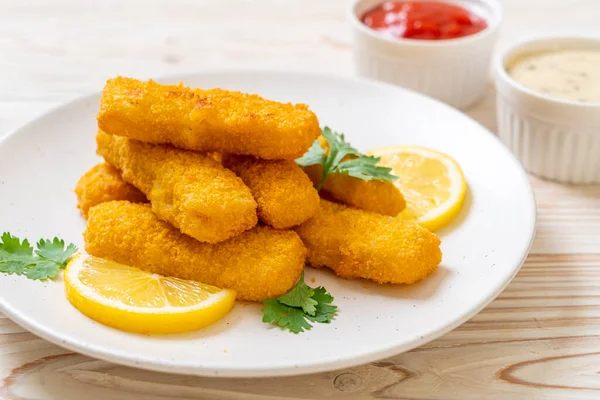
[494,36,600,184]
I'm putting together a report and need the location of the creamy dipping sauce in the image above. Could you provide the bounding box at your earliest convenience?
[508,50,600,103]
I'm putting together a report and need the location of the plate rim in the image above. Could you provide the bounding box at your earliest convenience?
[0,69,537,377]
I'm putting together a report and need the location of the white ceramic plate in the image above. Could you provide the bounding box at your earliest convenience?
[0,71,535,377]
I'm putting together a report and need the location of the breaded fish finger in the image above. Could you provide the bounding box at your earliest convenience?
[303,164,406,216]
[97,77,321,160]
[295,200,441,284]
[75,162,146,218]
[97,131,257,243]
[301,136,405,216]
[85,201,306,302]
[223,155,320,229]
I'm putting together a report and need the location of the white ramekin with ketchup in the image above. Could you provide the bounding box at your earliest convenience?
[495,36,600,184]
[349,0,502,110]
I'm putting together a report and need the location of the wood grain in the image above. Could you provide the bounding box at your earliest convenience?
[3,257,600,399]
[1,0,600,398]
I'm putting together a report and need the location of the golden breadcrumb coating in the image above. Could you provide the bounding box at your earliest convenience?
[301,136,405,216]
[97,77,321,160]
[75,163,146,218]
[295,200,441,284]
[85,201,306,302]
[303,164,405,216]
[97,131,257,243]
[222,155,320,229]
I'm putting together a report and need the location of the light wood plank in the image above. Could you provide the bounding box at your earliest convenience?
[1,0,599,253]
[3,256,600,399]
[2,0,600,398]
[530,180,600,254]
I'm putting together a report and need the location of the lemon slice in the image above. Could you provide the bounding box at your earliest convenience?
[369,145,467,231]
[64,255,236,334]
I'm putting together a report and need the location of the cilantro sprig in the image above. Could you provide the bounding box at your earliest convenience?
[295,127,398,190]
[0,233,77,280]
[262,272,337,333]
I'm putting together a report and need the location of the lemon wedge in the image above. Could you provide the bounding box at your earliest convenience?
[369,145,467,231]
[64,255,236,334]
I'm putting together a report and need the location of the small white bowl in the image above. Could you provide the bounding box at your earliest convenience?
[494,36,600,184]
[350,0,502,110]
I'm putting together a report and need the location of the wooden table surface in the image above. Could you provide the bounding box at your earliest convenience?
[2,0,600,398]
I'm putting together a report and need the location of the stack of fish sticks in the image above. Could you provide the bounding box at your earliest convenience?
[75,77,442,302]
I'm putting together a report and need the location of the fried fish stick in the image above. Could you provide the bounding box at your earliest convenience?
[302,136,405,216]
[85,201,306,301]
[75,163,146,218]
[222,155,320,229]
[97,77,321,160]
[97,132,257,243]
[303,164,405,216]
[295,200,441,284]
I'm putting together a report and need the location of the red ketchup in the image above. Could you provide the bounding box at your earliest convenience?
[361,1,488,40]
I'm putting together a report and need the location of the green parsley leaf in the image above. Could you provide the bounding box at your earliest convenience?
[0,233,35,275]
[262,299,314,333]
[306,287,337,323]
[321,127,360,171]
[277,272,318,316]
[335,155,397,182]
[36,238,78,266]
[262,299,287,324]
[0,232,32,255]
[261,273,337,333]
[278,307,314,333]
[295,126,397,189]
[24,260,61,280]
[295,140,326,167]
[0,233,78,280]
